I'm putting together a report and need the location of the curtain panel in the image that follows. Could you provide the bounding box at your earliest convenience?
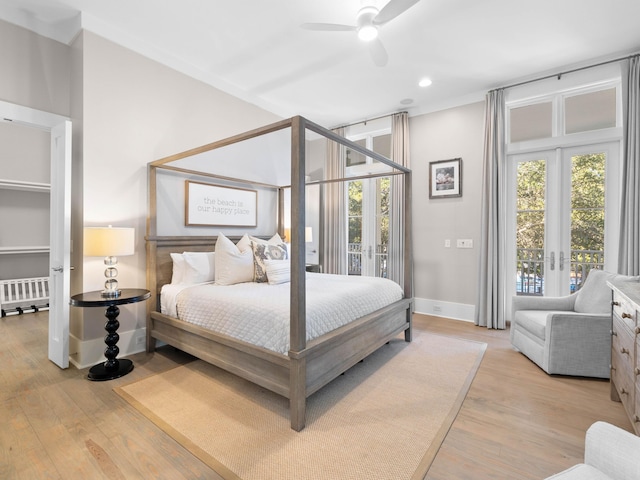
[322,127,347,275]
[618,55,640,276]
[389,112,410,289]
[475,89,507,329]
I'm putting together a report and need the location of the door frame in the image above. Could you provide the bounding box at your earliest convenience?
[0,100,71,368]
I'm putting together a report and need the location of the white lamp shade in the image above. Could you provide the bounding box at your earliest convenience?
[305,227,313,243]
[84,227,135,257]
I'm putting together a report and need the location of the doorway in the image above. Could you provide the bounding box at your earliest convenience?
[507,142,619,300]
[0,101,72,368]
[346,132,392,278]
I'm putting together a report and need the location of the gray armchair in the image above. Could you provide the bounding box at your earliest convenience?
[510,269,618,378]
[544,421,640,479]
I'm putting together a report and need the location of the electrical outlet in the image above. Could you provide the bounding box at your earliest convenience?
[136,336,145,346]
[433,305,442,313]
[444,239,451,248]
[456,239,473,249]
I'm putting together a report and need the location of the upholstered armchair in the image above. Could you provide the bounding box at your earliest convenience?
[510,269,618,378]
[544,421,640,479]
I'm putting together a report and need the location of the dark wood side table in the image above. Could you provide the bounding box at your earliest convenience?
[70,288,150,381]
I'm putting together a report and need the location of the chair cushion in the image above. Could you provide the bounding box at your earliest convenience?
[544,463,612,480]
[514,310,567,341]
[574,270,611,314]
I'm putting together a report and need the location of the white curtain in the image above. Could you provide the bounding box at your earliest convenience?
[389,112,410,289]
[475,89,507,329]
[618,55,640,276]
[322,127,347,275]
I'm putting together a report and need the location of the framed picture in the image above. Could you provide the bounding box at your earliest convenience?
[185,181,257,227]
[429,158,462,199]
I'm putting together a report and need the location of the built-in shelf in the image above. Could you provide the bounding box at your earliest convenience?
[0,178,50,193]
[0,246,50,255]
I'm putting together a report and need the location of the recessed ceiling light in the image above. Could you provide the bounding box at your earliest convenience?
[419,78,432,87]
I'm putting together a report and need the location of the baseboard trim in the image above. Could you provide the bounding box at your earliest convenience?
[69,328,147,370]
[414,298,475,323]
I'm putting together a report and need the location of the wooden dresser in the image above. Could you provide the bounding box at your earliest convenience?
[609,280,640,435]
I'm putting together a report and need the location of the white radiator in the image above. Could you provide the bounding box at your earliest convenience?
[0,276,50,317]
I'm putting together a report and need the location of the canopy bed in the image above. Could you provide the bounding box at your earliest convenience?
[146,116,413,431]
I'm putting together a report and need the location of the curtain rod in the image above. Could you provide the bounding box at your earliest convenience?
[334,111,407,130]
[494,52,639,92]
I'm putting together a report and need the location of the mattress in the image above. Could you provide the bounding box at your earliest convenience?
[160,272,404,355]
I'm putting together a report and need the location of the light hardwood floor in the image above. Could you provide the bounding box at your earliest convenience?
[1,311,631,479]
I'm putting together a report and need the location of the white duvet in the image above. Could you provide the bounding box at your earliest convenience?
[160,272,404,355]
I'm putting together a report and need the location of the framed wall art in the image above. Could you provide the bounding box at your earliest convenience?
[185,181,257,227]
[429,158,462,199]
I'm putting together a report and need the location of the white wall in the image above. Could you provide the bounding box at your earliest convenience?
[73,31,282,367]
[410,101,486,321]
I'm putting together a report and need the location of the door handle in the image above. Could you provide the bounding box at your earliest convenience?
[52,266,63,272]
[559,251,565,271]
[548,251,555,271]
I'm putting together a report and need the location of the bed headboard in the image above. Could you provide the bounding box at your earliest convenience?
[146,234,267,312]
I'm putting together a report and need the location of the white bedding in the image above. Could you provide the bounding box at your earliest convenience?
[160,272,404,355]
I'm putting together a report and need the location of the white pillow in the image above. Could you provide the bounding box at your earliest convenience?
[170,253,186,284]
[182,252,215,284]
[265,260,290,285]
[215,233,254,285]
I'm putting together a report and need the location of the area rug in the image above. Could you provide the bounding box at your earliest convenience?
[115,332,486,480]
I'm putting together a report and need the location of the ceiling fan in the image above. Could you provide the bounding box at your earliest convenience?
[301,0,421,67]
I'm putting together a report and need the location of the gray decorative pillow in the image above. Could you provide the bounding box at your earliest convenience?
[251,241,288,282]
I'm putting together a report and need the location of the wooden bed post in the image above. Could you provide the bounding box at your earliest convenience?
[146,164,158,352]
[289,116,308,431]
[404,170,413,342]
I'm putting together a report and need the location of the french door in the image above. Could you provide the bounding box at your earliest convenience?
[346,132,391,278]
[347,177,389,277]
[507,142,619,300]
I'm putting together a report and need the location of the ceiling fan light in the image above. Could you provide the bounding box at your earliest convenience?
[358,25,378,41]
[419,77,433,87]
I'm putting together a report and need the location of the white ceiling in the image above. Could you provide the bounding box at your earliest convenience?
[2,0,640,128]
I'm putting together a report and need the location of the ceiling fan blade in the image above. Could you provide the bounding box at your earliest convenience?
[368,38,388,67]
[373,0,421,25]
[300,23,357,32]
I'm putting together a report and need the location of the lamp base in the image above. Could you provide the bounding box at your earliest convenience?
[101,289,122,298]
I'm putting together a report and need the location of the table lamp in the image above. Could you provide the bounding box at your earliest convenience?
[84,226,135,297]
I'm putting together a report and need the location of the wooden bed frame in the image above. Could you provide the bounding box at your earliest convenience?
[146,117,413,431]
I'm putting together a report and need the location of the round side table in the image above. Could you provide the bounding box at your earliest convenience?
[70,288,151,381]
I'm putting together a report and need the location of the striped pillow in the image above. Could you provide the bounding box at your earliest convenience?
[264,260,290,285]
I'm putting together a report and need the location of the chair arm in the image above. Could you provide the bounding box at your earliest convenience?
[511,294,576,320]
[545,313,612,378]
[585,421,640,480]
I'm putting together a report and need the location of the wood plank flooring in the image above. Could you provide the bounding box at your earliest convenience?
[0,311,631,479]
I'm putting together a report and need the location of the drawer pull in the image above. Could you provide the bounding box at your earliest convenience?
[611,330,618,336]
[621,388,629,394]
[636,368,640,376]
[621,347,630,355]
[612,301,620,306]
[635,416,640,423]
[622,312,633,319]
[635,326,640,335]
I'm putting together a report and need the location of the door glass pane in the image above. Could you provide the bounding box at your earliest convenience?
[565,88,616,134]
[516,160,546,295]
[348,180,362,275]
[346,139,367,167]
[375,177,390,278]
[510,102,553,143]
[570,153,605,291]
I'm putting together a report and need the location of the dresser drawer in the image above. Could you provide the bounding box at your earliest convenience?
[613,291,637,331]
[612,315,635,410]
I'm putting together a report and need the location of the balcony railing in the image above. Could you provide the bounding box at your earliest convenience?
[516,247,604,295]
[348,243,388,278]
